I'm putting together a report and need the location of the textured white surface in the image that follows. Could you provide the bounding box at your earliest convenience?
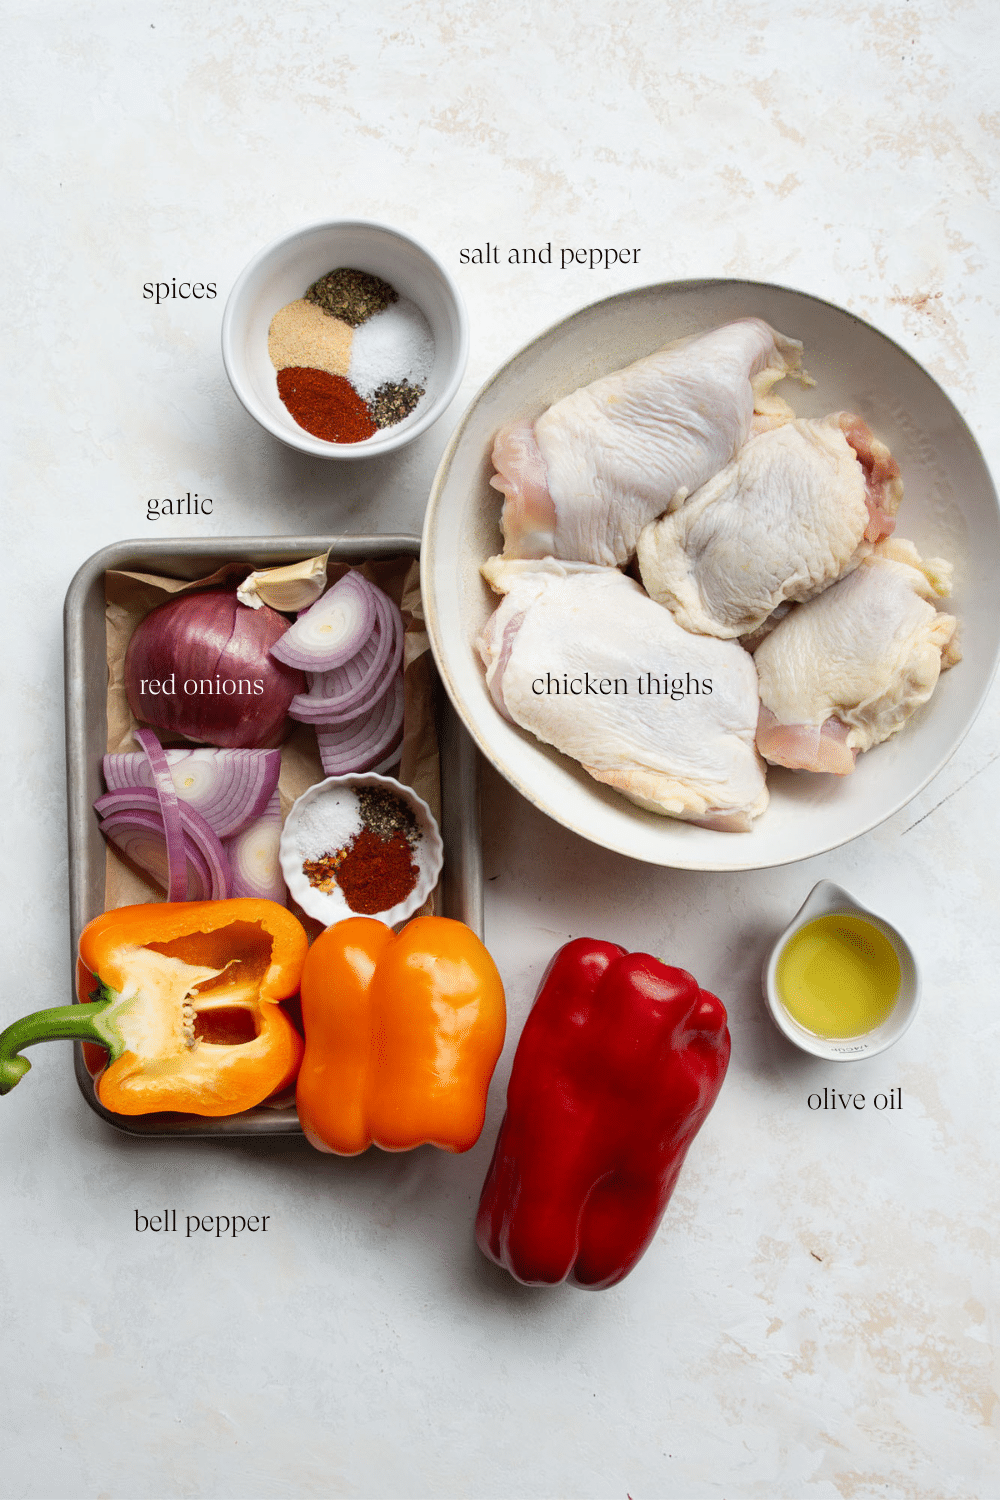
[2,5,999,1499]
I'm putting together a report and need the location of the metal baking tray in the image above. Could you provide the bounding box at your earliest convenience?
[64,534,483,1137]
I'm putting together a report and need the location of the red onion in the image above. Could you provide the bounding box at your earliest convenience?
[98,806,207,899]
[268,570,408,779]
[124,590,305,748]
[288,591,404,724]
[103,747,280,839]
[271,571,377,672]
[95,789,232,900]
[95,728,243,902]
[316,672,405,775]
[133,727,187,898]
[362,728,404,776]
[224,790,284,902]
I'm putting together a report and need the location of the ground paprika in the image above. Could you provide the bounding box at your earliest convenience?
[277,366,377,443]
[334,826,418,914]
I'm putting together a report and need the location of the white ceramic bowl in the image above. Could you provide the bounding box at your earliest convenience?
[762,880,920,1061]
[222,220,468,459]
[279,773,444,927]
[421,279,1000,871]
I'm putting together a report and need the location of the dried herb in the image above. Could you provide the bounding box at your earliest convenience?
[368,380,425,429]
[305,267,398,327]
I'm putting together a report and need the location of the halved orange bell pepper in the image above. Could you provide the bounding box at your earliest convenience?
[0,900,307,1117]
[297,915,506,1154]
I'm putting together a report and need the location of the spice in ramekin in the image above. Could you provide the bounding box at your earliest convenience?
[305,267,398,327]
[299,785,421,913]
[269,267,435,443]
[367,380,426,430]
[357,786,418,846]
[347,298,433,413]
[333,826,418,914]
[268,299,353,379]
[276,368,377,444]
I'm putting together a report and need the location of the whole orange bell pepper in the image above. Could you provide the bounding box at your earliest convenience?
[0,900,307,1117]
[297,915,506,1154]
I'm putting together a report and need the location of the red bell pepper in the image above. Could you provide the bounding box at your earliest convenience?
[475,938,730,1290]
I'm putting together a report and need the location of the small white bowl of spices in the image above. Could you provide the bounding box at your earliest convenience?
[222,220,468,459]
[280,773,444,926]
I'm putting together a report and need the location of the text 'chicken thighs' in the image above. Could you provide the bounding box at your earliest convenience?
[491,319,804,568]
[637,414,903,639]
[754,540,960,775]
[477,562,768,831]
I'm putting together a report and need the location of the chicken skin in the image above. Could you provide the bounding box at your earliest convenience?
[636,414,902,639]
[490,318,804,567]
[754,540,959,775]
[478,561,768,830]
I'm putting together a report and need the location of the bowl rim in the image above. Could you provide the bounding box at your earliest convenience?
[422,276,1000,870]
[221,217,470,461]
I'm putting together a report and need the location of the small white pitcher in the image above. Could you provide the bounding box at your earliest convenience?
[762,880,920,1061]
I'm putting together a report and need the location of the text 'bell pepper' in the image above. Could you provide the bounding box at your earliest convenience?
[475,938,730,1290]
[0,900,307,1116]
[296,915,506,1155]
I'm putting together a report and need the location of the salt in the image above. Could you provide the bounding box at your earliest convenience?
[348,297,435,402]
[293,787,363,861]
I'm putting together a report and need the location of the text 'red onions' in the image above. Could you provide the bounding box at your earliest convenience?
[124,590,305,748]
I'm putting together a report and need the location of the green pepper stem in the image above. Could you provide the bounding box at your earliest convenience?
[0,999,115,1095]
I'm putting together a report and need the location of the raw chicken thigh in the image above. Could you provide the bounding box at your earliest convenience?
[491,319,804,567]
[636,414,903,639]
[477,561,768,830]
[754,540,960,775]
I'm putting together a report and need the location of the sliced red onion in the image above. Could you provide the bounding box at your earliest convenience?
[133,728,186,900]
[102,747,280,839]
[99,808,207,900]
[311,634,381,700]
[316,672,405,776]
[366,730,404,776]
[288,666,395,725]
[224,791,284,903]
[316,688,396,765]
[314,585,401,703]
[289,592,404,725]
[95,789,232,901]
[270,571,377,672]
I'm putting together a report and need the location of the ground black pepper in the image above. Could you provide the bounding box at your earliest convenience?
[368,380,426,429]
[357,787,418,847]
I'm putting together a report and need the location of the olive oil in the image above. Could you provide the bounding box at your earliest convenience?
[776,913,901,1039]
